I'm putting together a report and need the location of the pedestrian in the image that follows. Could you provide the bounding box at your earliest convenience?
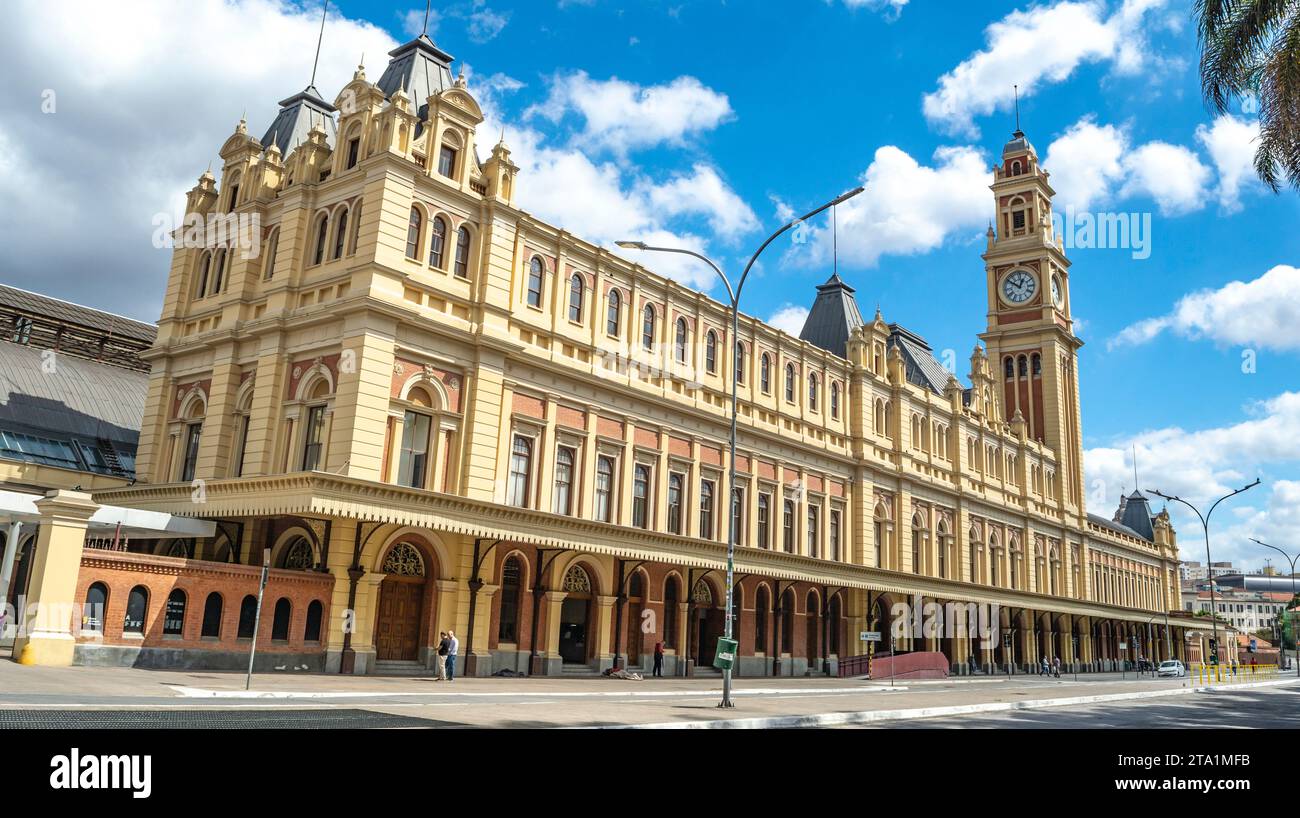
[653,640,664,678]
[447,629,459,681]
[435,631,450,681]
[1040,656,1049,676]
[1052,656,1061,678]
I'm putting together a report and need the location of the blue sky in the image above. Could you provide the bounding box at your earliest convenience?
[3,0,1298,569]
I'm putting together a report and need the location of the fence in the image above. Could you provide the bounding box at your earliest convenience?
[1190,663,1280,686]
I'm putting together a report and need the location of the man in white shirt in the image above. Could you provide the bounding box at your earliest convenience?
[447,630,460,681]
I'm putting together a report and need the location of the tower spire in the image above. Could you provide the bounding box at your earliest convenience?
[1013,84,1023,137]
[423,0,432,35]
[309,1,329,89]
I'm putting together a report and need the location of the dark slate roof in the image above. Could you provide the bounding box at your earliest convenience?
[887,324,953,396]
[1119,490,1157,541]
[798,273,864,358]
[261,85,337,157]
[1088,513,1151,542]
[375,34,455,128]
[1003,129,1035,156]
[0,284,155,345]
[0,340,148,446]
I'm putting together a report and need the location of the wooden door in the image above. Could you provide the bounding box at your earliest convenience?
[376,578,424,661]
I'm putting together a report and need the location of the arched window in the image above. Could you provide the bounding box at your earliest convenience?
[1032,353,1042,377]
[405,207,422,260]
[304,600,324,642]
[642,305,655,350]
[699,480,714,539]
[594,455,614,523]
[781,589,795,652]
[755,585,769,651]
[271,598,291,641]
[508,435,533,508]
[262,229,279,280]
[429,216,447,268]
[705,330,717,373]
[281,536,315,571]
[554,446,575,516]
[760,353,771,393]
[911,518,924,574]
[211,249,227,294]
[808,373,819,411]
[84,582,108,634]
[830,382,840,419]
[664,577,679,648]
[332,207,349,259]
[633,464,651,529]
[194,252,211,299]
[734,342,745,384]
[568,273,584,322]
[237,594,257,638]
[226,171,241,212]
[124,586,148,634]
[675,318,688,363]
[783,499,795,552]
[1005,357,1015,379]
[757,493,770,548]
[163,588,187,636]
[313,215,329,265]
[606,290,621,337]
[498,556,523,643]
[970,531,980,583]
[784,363,795,403]
[201,592,223,638]
[667,472,683,534]
[454,226,471,278]
[1018,355,1029,377]
[936,523,949,579]
[526,257,544,308]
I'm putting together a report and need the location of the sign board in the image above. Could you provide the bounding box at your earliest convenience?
[1119,642,1128,650]
[860,631,882,643]
[713,637,738,671]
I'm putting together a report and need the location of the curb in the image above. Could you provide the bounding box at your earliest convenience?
[167,683,910,700]
[619,678,1300,729]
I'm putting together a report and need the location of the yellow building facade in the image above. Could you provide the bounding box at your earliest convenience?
[95,34,1198,676]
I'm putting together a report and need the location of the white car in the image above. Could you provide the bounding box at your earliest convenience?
[1157,660,1186,677]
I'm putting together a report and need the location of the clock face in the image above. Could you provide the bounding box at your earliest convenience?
[1002,270,1037,304]
[1051,275,1064,307]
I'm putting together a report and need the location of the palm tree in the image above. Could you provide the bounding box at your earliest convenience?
[1198,0,1300,191]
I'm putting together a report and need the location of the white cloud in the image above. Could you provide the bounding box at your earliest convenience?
[768,305,810,336]
[1085,392,1300,568]
[1109,265,1300,351]
[526,71,733,154]
[1042,118,1126,212]
[1118,141,1211,215]
[788,145,990,269]
[476,76,751,291]
[465,1,510,43]
[0,0,400,320]
[834,0,910,18]
[923,0,1170,137]
[1195,114,1262,213]
[1044,117,1212,215]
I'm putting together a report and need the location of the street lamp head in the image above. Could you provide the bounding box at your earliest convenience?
[615,240,647,250]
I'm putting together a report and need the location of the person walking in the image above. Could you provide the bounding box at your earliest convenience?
[447,630,460,681]
[435,631,450,681]
[1052,656,1061,678]
[653,640,664,678]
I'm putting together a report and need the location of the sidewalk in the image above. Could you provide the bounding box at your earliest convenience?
[2,660,1292,728]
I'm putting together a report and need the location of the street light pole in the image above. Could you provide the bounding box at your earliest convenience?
[1147,480,1260,668]
[1248,538,1300,677]
[618,185,865,709]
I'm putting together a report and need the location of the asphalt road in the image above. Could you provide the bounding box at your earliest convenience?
[849,685,1300,729]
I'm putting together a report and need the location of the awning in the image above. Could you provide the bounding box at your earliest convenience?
[0,489,215,540]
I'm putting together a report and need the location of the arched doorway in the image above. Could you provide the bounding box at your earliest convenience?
[626,570,646,668]
[375,542,428,662]
[805,590,820,672]
[559,564,594,665]
[693,578,721,668]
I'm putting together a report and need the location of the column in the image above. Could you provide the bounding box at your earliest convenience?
[0,521,23,616]
[595,594,616,671]
[13,491,98,667]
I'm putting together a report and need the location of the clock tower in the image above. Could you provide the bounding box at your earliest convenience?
[979,127,1086,514]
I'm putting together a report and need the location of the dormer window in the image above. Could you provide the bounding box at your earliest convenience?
[438,145,458,179]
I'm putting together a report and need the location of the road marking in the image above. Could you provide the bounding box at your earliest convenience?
[165,684,909,700]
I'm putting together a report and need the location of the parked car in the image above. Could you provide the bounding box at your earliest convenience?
[1157,660,1186,677]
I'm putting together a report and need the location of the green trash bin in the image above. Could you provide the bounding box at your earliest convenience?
[713,637,739,671]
